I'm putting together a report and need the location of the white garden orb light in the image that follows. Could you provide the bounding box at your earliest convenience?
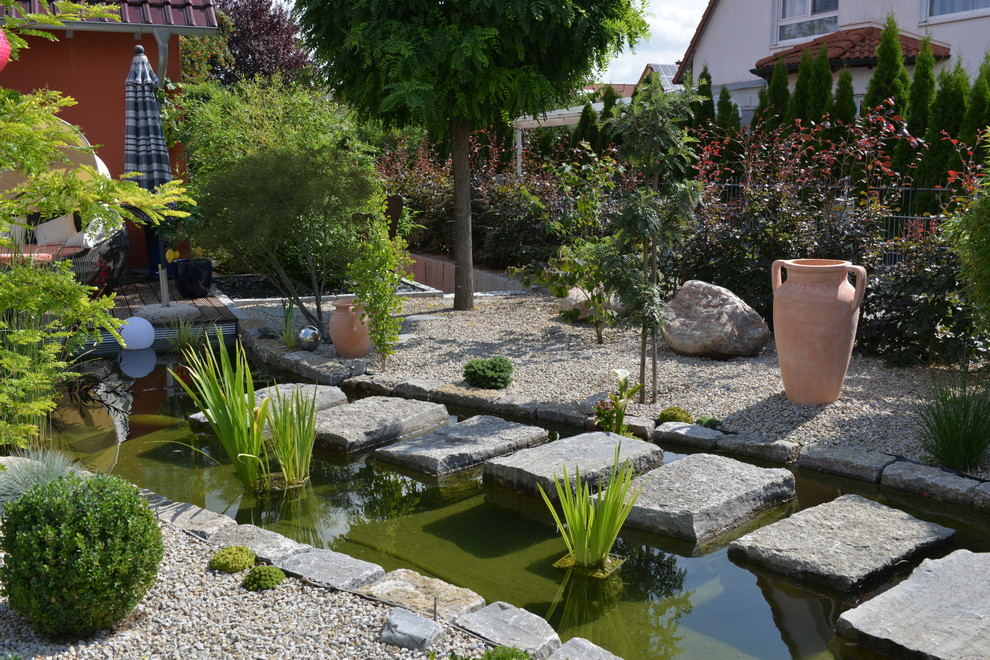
[119,316,155,350]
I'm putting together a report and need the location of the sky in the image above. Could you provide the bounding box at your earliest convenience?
[602,0,708,83]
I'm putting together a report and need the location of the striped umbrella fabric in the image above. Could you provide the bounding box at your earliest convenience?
[124,45,171,191]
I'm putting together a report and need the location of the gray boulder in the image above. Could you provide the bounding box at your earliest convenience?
[660,280,769,358]
[379,607,444,652]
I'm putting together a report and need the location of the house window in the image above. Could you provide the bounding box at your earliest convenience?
[778,0,839,42]
[930,0,990,16]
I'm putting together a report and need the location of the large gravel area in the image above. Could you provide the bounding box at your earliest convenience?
[0,523,489,659]
[239,291,937,464]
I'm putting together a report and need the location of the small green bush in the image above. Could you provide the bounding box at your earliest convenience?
[440,647,533,660]
[0,473,163,639]
[695,416,723,430]
[208,545,256,573]
[913,369,990,472]
[463,357,514,389]
[657,406,693,424]
[241,565,286,592]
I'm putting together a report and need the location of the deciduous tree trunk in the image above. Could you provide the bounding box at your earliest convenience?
[450,118,474,311]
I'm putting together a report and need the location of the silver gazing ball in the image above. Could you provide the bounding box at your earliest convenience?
[297,325,321,351]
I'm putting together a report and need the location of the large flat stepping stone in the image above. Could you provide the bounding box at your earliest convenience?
[275,548,384,591]
[729,494,954,592]
[626,453,795,544]
[210,524,309,564]
[548,637,622,660]
[189,383,346,424]
[456,601,561,659]
[836,549,990,659]
[355,568,485,621]
[483,432,664,499]
[315,396,448,452]
[375,415,549,476]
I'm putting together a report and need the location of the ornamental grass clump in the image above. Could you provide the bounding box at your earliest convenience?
[266,386,317,487]
[0,447,81,511]
[170,337,271,491]
[538,446,641,572]
[0,473,163,639]
[913,369,990,472]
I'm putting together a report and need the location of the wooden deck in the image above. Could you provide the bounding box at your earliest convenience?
[82,280,239,357]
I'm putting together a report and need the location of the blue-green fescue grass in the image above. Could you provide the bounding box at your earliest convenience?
[266,386,317,487]
[170,338,271,491]
[538,445,641,569]
[914,368,990,473]
[0,447,81,511]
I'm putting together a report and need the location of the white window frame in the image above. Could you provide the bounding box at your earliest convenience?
[921,0,990,24]
[774,0,839,45]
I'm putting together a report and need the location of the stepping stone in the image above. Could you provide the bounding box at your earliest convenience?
[431,383,504,411]
[315,396,448,452]
[797,447,898,483]
[380,607,444,652]
[392,378,443,400]
[275,548,384,591]
[548,637,622,660]
[728,494,954,592]
[624,415,656,440]
[356,568,485,621]
[375,415,549,476]
[147,499,236,540]
[493,395,541,418]
[536,401,594,428]
[189,383,346,425]
[456,601,560,659]
[881,461,982,506]
[483,432,664,500]
[836,550,990,660]
[718,433,800,464]
[210,524,309,564]
[625,453,795,544]
[343,374,396,397]
[654,422,723,450]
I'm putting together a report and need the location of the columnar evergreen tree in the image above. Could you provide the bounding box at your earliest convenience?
[764,57,791,130]
[832,67,857,124]
[863,13,910,115]
[960,53,990,146]
[571,102,600,149]
[752,87,769,128]
[894,36,936,171]
[786,49,814,124]
[919,61,971,197]
[596,84,623,151]
[715,86,741,131]
[696,66,716,127]
[294,0,648,310]
[808,45,833,123]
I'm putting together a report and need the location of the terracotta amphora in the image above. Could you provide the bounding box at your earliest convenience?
[327,299,372,359]
[771,259,867,405]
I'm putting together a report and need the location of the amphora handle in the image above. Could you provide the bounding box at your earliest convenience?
[771,260,786,292]
[847,265,867,311]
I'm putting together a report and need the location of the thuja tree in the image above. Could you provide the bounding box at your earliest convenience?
[760,58,791,131]
[894,35,936,171]
[832,67,857,124]
[694,66,715,128]
[863,13,910,116]
[808,45,833,124]
[715,87,741,132]
[293,0,649,311]
[786,49,814,124]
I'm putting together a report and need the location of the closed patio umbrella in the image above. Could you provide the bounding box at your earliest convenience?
[124,44,172,274]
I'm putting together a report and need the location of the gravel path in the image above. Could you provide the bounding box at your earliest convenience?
[0,524,489,659]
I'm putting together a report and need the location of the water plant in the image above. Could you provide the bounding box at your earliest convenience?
[279,298,298,349]
[266,386,317,487]
[594,369,642,437]
[0,447,81,511]
[0,473,163,639]
[208,545,256,573]
[241,565,286,591]
[538,445,641,572]
[167,317,214,353]
[463,357,514,389]
[170,338,271,491]
[913,368,990,472]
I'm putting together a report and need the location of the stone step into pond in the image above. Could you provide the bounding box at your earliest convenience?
[315,395,449,452]
[728,494,955,593]
[374,415,549,476]
[624,453,795,554]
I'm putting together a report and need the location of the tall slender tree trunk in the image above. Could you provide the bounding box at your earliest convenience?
[651,236,659,404]
[639,243,648,404]
[450,118,475,311]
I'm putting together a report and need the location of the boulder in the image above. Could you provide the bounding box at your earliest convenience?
[356,568,485,621]
[660,280,769,359]
[561,287,623,321]
[380,607,444,652]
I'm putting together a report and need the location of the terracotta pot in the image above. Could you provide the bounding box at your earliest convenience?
[327,299,372,359]
[772,259,867,405]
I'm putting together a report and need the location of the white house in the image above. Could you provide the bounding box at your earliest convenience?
[675,0,990,124]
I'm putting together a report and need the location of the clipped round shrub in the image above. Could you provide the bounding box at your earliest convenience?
[241,565,286,592]
[208,545,255,573]
[695,416,723,430]
[0,473,163,639]
[463,357,514,389]
[657,406,693,424]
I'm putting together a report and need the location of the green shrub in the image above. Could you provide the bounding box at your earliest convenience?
[913,369,990,472]
[208,545,256,573]
[0,473,163,639]
[439,646,533,660]
[463,357,514,389]
[241,565,286,591]
[695,416,723,430]
[657,406,693,424]
[0,447,81,511]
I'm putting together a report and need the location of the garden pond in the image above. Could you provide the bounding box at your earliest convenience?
[48,359,990,660]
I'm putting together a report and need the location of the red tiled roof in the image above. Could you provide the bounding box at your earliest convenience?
[585,83,637,98]
[3,0,218,34]
[751,27,950,78]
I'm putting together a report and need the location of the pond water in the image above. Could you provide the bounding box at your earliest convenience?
[48,360,990,660]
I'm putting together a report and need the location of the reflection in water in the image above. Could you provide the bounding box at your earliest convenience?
[756,575,840,660]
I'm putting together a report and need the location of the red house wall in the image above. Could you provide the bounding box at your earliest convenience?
[0,30,182,269]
